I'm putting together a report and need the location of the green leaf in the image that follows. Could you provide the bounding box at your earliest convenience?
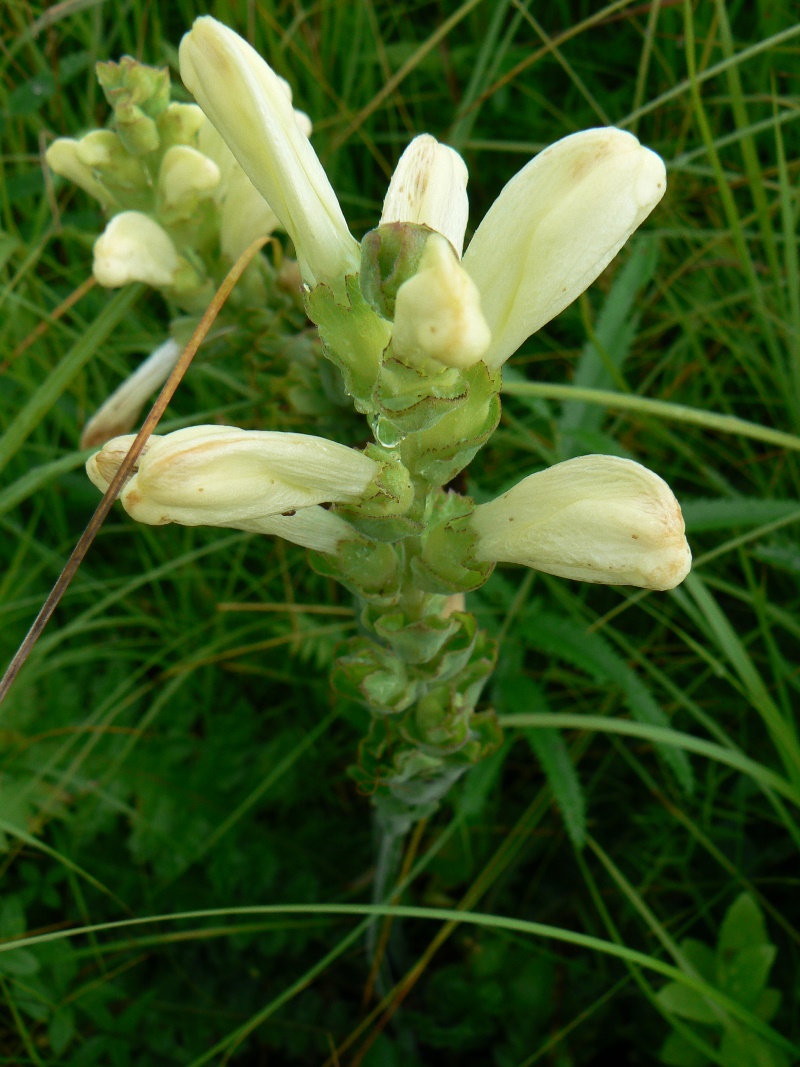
[0,948,40,976]
[0,896,26,939]
[525,725,586,850]
[456,740,511,820]
[681,938,717,983]
[660,1029,710,1067]
[48,1007,76,1057]
[718,895,769,954]
[656,981,718,1024]
[305,276,391,410]
[719,1028,790,1067]
[717,945,776,1009]
[755,989,781,1023]
[494,658,586,849]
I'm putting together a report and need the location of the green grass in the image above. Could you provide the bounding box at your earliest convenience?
[2,0,800,1063]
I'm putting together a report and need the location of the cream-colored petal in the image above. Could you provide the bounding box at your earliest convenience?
[218,166,281,261]
[45,138,115,209]
[93,212,180,288]
[471,454,691,590]
[392,234,490,368]
[97,425,377,527]
[86,433,157,493]
[81,339,182,449]
[463,128,666,369]
[381,134,469,258]
[180,16,359,291]
[158,145,221,208]
[241,505,358,553]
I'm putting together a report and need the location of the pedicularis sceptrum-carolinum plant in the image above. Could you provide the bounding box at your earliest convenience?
[70,17,691,836]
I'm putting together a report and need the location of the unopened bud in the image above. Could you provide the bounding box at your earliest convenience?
[157,102,207,148]
[81,338,182,449]
[381,134,469,258]
[97,58,170,155]
[180,17,359,291]
[392,233,490,369]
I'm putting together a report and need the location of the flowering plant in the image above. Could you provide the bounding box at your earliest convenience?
[83,16,690,835]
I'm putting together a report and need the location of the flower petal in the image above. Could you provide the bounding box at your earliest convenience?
[462,128,666,369]
[381,134,469,258]
[158,144,221,209]
[242,505,358,553]
[88,425,378,528]
[392,234,490,368]
[179,16,359,290]
[81,338,182,449]
[471,454,691,590]
[46,138,115,209]
[93,212,180,288]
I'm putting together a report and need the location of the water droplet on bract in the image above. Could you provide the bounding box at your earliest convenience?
[372,416,402,449]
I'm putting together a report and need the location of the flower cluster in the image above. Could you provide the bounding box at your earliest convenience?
[47,57,326,449]
[47,57,311,302]
[84,16,691,820]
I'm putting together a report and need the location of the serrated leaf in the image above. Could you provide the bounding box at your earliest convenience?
[656,981,718,1024]
[525,725,586,849]
[494,662,585,848]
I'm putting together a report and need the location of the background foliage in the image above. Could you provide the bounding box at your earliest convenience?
[1,0,800,1063]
